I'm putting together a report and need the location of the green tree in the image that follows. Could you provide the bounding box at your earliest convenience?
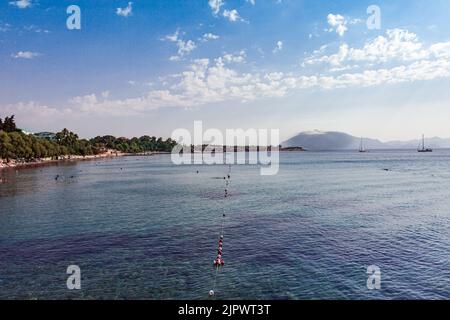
[0,131,15,161]
[55,128,79,152]
[1,115,18,133]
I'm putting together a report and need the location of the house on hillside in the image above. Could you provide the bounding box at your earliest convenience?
[34,132,57,141]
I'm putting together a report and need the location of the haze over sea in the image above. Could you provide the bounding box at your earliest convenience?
[0,151,449,299]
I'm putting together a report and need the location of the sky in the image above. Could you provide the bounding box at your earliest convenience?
[2,0,450,141]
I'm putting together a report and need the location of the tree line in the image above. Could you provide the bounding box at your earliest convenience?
[0,115,177,162]
[89,135,176,153]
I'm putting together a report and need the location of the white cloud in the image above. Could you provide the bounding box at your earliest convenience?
[11,51,40,59]
[273,41,283,53]
[349,18,363,25]
[69,39,450,114]
[304,29,440,67]
[12,52,450,118]
[177,40,196,56]
[208,1,246,23]
[201,33,220,42]
[430,42,450,58]
[246,0,256,5]
[327,14,348,37]
[169,55,181,62]
[348,29,429,62]
[0,102,71,129]
[300,28,450,89]
[163,30,197,60]
[218,51,247,64]
[316,58,450,89]
[223,9,245,23]
[11,28,450,117]
[65,57,303,114]
[116,2,133,17]
[164,30,180,42]
[24,25,50,33]
[208,0,225,16]
[9,0,32,9]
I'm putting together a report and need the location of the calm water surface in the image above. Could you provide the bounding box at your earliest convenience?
[0,151,449,299]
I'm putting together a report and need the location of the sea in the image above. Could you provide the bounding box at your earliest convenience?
[0,150,449,299]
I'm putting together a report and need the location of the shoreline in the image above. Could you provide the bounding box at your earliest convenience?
[0,150,169,171]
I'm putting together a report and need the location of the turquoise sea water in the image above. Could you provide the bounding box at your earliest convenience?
[0,151,449,299]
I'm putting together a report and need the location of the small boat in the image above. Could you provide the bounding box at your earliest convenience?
[359,137,367,153]
[418,135,433,153]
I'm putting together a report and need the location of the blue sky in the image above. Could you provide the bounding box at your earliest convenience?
[2,0,450,141]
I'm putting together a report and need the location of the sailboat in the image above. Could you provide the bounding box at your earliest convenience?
[418,135,433,153]
[359,137,367,153]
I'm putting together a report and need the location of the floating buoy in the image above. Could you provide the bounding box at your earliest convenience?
[209,166,232,297]
[214,258,225,267]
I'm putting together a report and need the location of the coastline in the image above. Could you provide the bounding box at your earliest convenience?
[0,150,169,171]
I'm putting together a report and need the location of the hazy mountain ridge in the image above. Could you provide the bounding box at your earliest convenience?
[282,131,450,150]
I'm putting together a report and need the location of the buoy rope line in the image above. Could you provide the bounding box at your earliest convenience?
[209,165,232,298]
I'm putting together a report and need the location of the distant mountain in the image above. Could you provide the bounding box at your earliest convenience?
[282,131,450,150]
[383,137,450,149]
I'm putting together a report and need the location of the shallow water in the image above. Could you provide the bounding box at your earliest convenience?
[0,151,449,299]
